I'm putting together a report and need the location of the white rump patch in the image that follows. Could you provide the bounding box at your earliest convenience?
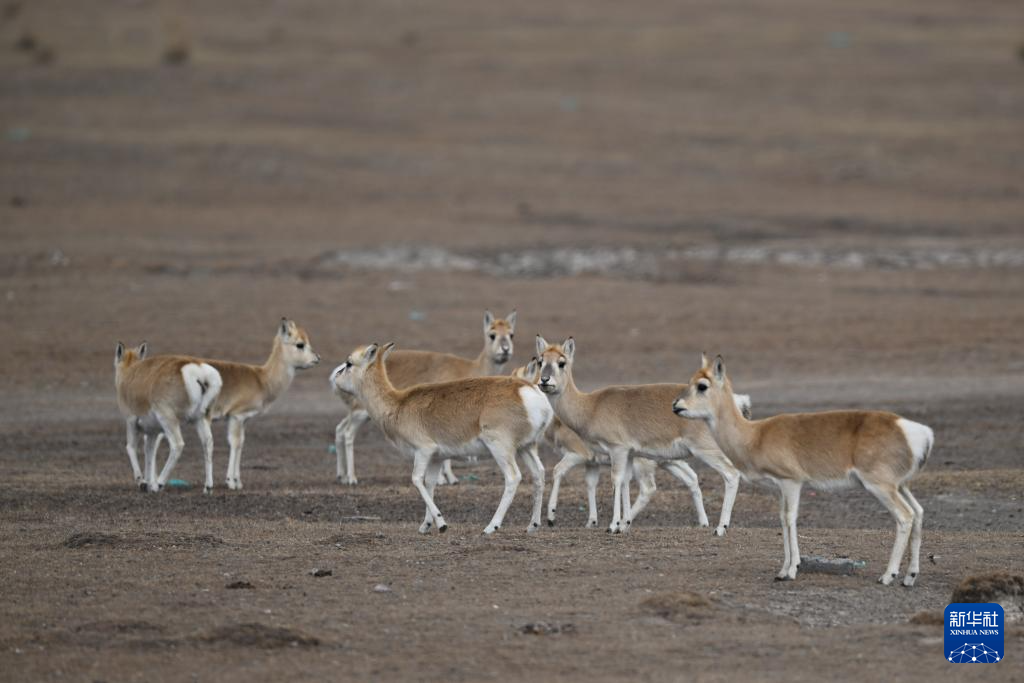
[519,385,553,437]
[181,362,223,419]
[897,418,933,467]
[732,393,752,419]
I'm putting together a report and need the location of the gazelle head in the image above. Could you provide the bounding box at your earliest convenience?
[277,318,320,369]
[331,342,395,395]
[673,352,732,421]
[534,335,574,395]
[114,341,148,369]
[512,356,541,383]
[483,310,516,366]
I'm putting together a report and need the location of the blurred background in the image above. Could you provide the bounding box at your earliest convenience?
[2,0,1023,402]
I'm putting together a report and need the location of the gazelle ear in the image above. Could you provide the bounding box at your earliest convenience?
[138,341,148,359]
[713,355,726,383]
[483,310,495,333]
[562,337,575,362]
[506,310,517,331]
[701,351,709,369]
[381,342,396,362]
[363,343,380,364]
[535,334,548,357]
[279,317,290,337]
[526,356,538,375]
[115,342,125,362]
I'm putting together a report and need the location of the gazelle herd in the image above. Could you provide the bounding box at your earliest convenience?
[113,311,933,586]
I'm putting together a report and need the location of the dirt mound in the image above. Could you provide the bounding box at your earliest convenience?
[951,573,1024,622]
[640,592,716,623]
[908,611,944,626]
[195,623,320,649]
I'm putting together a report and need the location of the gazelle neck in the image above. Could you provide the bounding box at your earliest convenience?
[708,388,756,465]
[261,338,296,403]
[548,370,591,436]
[472,347,505,376]
[359,361,401,421]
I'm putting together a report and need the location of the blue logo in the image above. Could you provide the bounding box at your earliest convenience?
[945,603,1004,663]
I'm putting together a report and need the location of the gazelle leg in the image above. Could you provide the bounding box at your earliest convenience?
[899,485,924,587]
[438,459,459,486]
[863,479,914,586]
[778,480,802,580]
[226,415,246,490]
[607,447,630,534]
[143,432,162,489]
[693,449,741,536]
[584,463,600,528]
[152,412,185,492]
[195,417,214,494]
[125,419,144,489]
[547,449,587,526]
[775,483,791,580]
[419,459,444,533]
[520,444,545,533]
[411,449,447,532]
[482,436,521,535]
[661,460,709,528]
[623,458,656,531]
[334,415,350,484]
[342,409,369,485]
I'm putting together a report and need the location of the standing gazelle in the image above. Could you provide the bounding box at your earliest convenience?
[672,354,933,586]
[332,310,516,486]
[534,336,745,535]
[114,342,223,493]
[206,318,320,490]
[331,342,551,534]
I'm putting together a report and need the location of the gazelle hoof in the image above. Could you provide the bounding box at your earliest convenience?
[438,523,448,534]
[527,522,541,534]
[138,482,149,492]
[878,573,897,586]
[585,520,598,528]
[902,573,917,587]
[203,486,212,495]
[713,525,727,537]
[336,476,358,486]
[547,519,555,527]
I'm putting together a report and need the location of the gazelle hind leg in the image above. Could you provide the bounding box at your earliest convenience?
[547,449,587,526]
[584,463,600,528]
[779,480,802,580]
[152,412,185,492]
[143,431,162,490]
[660,460,708,528]
[898,485,924,587]
[482,436,521,535]
[226,416,245,490]
[624,458,658,531]
[607,447,630,534]
[862,479,914,585]
[411,450,447,532]
[419,459,444,533]
[520,444,545,533]
[195,418,214,494]
[438,459,459,486]
[775,482,792,580]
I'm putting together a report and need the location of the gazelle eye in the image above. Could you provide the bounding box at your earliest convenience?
[296,342,305,350]
[697,382,708,393]
[557,360,566,368]
[510,333,514,339]
[489,334,496,341]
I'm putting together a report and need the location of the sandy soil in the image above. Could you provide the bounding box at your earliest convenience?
[1,0,1023,681]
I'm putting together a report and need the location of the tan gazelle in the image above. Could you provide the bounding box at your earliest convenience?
[331,342,551,534]
[534,336,745,535]
[205,318,320,490]
[114,341,223,493]
[673,354,933,585]
[332,310,516,486]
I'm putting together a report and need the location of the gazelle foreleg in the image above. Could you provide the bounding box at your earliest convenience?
[607,447,631,534]
[125,418,144,490]
[226,415,246,490]
[863,478,914,586]
[584,462,600,528]
[336,409,369,485]
[195,417,214,494]
[483,436,522,535]
[692,449,741,536]
[411,448,448,532]
[899,485,924,587]
[775,479,802,580]
[438,459,459,486]
[547,449,588,526]
[519,444,545,533]
[152,411,185,492]
[418,459,444,533]
[660,459,710,528]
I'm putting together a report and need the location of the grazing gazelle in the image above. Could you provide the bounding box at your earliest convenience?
[331,342,551,534]
[114,341,223,493]
[206,318,320,490]
[332,310,516,486]
[515,356,753,529]
[672,354,933,586]
[534,336,745,535]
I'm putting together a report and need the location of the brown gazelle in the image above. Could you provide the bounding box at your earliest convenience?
[513,357,659,528]
[534,336,744,535]
[114,342,223,493]
[205,318,320,490]
[331,342,551,534]
[673,354,933,586]
[332,310,516,486]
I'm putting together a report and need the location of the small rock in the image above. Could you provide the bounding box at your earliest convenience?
[520,622,575,636]
[226,580,254,590]
[799,555,866,575]
[373,583,391,593]
[310,568,332,577]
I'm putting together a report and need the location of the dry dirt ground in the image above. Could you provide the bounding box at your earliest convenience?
[2,0,1024,681]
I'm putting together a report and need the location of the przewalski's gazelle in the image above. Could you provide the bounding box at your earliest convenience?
[331,342,551,534]
[114,342,223,493]
[332,310,516,486]
[673,354,933,586]
[206,318,320,490]
[513,357,660,528]
[535,336,746,535]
